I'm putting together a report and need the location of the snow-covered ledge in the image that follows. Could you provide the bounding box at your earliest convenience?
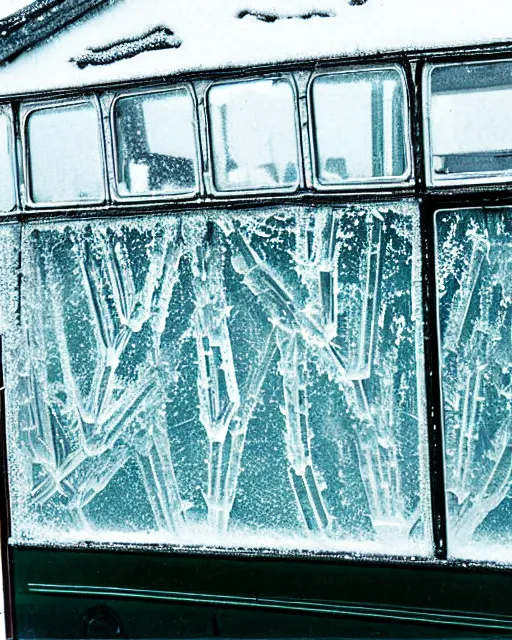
[0,0,512,96]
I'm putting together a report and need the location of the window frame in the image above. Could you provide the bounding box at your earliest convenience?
[0,103,18,213]
[107,83,202,203]
[205,73,304,197]
[307,63,414,191]
[20,96,108,209]
[424,58,512,187]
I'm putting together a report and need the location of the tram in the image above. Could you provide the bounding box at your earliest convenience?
[0,0,512,637]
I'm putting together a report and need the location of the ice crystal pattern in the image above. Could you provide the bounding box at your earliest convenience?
[437,208,512,558]
[10,203,429,553]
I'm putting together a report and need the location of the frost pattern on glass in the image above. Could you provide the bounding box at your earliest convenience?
[114,89,198,197]
[436,207,512,561]
[311,69,408,184]
[26,102,105,204]
[8,203,430,554]
[208,78,299,192]
[0,111,16,212]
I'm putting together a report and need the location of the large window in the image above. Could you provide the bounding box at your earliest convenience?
[310,67,410,186]
[4,201,431,556]
[426,60,512,185]
[208,78,300,193]
[436,207,512,562]
[113,88,198,198]
[24,101,106,206]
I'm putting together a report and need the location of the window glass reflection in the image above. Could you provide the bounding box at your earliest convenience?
[430,61,512,181]
[27,102,105,205]
[208,78,299,192]
[114,89,198,197]
[0,110,16,211]
[311,69,408,185]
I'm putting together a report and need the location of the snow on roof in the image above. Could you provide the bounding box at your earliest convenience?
[1,0,512,97]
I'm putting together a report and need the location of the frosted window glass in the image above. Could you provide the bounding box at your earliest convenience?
[114,89,198,197]
[8,203,430,556]
[208,78,299,191]
[311,69,408,184]
[430,61,512,180]
[27,103,105,204]
[0,111,16,211]
[436,207,512,562]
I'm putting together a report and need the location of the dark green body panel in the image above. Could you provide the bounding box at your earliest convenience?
[10,547,512,638]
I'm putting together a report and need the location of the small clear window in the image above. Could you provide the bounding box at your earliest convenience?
[0,109,16,211]
[208,78,300,192]
[26,102,105,205]
[311,68,409,185]
[428,61,512,183]
[113,88,198,197]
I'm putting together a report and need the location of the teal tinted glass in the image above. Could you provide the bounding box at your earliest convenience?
[436,207,512,561]
[6,203,430,556]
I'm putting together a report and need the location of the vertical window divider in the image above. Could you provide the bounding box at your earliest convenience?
[17,102,31,212]
[294,70,313,190]
[84,93,110,208]
[412,58,448,560]
[421,203,448,561]
[188,82,206,199]
[0,104,19,214]
[99,92,117,206]
[0,104,19,215]
[194,79,213,197]
[90,94,110,208]
[12,101,26,213]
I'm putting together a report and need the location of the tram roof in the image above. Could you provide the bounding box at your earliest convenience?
[0,0,512,97]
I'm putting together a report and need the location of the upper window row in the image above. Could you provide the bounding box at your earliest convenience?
[1,66,412,209]
[2,58,512,209]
